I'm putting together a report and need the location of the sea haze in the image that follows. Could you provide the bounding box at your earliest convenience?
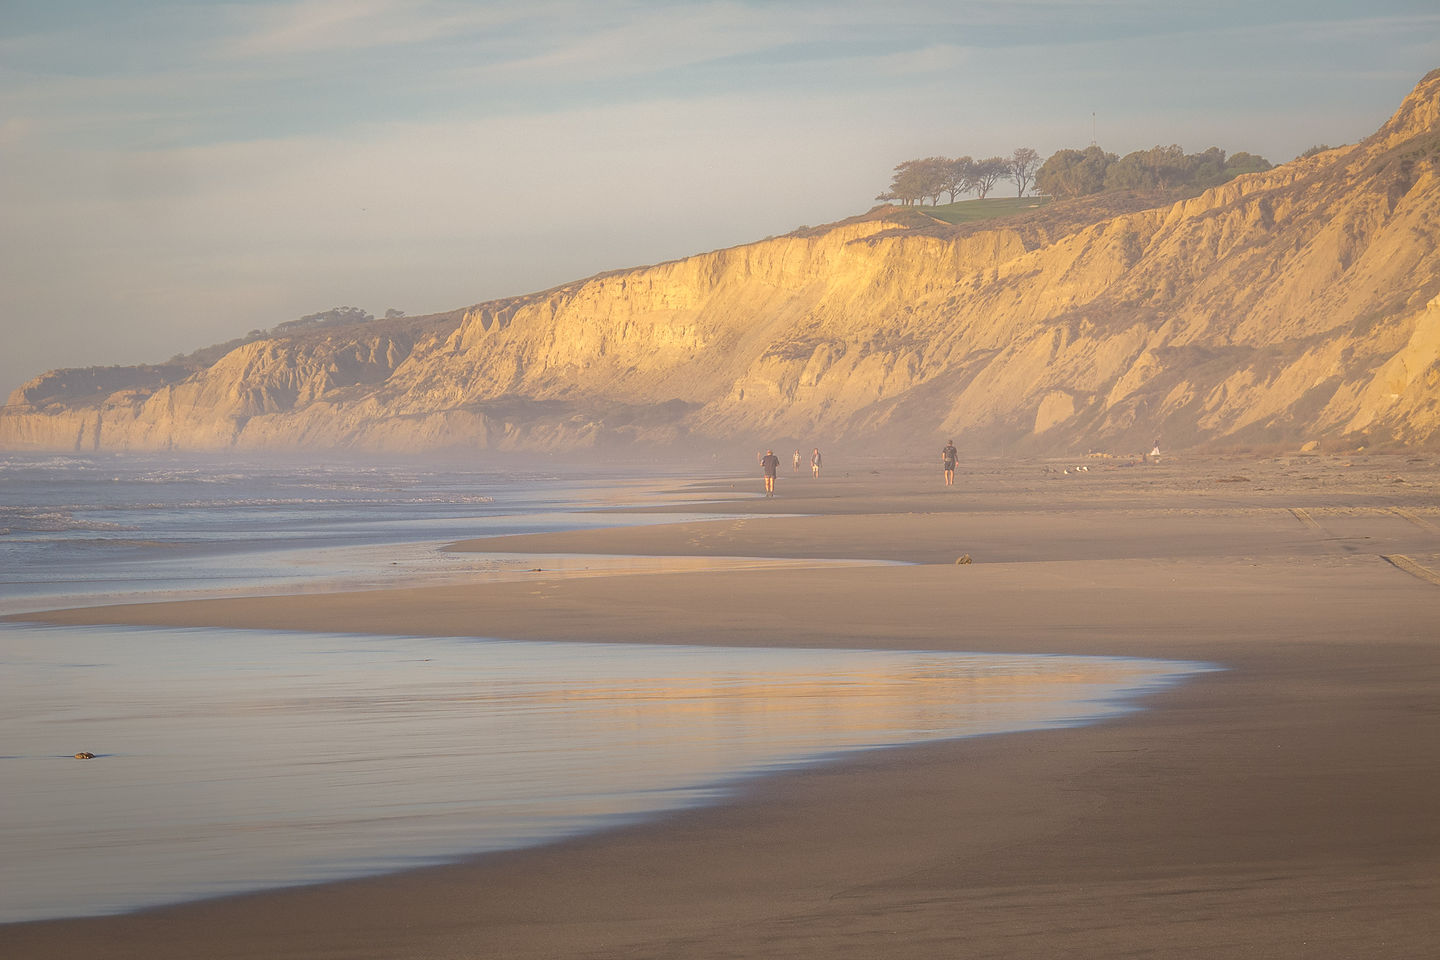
[0,454,1210,923]
[0,453,727,615]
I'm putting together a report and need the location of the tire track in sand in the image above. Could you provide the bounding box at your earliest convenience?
[1380,554,1440,588]
[1290,507,1440,587]
[1390,507,1440,533]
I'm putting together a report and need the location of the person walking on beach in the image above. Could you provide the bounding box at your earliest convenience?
[811,448,822,478]
[793,449,801,473]
[761,449,781,496]
[941,440,958,486]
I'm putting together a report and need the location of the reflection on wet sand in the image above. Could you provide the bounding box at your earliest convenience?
[0,623,1204,923]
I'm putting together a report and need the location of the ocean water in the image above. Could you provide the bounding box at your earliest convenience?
[0,453,728,615]
[0,453,1207,923]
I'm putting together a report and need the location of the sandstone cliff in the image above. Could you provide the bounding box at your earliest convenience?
[5,70,1440,455]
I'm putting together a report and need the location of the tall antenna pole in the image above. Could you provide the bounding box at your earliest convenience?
[1091,111,1096,147]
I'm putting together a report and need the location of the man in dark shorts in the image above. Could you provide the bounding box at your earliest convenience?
[761,449,781,496]
[941,440,958,486]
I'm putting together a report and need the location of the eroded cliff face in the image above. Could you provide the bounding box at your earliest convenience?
[5,70,1440,455]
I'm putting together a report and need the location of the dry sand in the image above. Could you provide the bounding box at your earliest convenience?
[4,456,1439,958]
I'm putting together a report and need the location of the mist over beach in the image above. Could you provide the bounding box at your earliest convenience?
[4,2,1440,957]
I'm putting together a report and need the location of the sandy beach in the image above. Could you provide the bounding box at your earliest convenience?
[4,455,1439,958]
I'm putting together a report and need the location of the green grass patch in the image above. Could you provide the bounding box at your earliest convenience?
[917,196,1051,224]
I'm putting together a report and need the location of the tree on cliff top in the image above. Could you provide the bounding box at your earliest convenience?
[876,157,951,205]
[943,156,974,202]
[1006,147,1042,197]
[273,307,375,335]
[969,157,1008,199]
[1035,146,1115,198]
[877,148,1043,205]
[1037,144,1271,198]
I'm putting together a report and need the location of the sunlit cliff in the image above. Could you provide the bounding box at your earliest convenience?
[4,70,1439,455]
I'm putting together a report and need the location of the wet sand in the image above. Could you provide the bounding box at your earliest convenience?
[5,456,1440,958]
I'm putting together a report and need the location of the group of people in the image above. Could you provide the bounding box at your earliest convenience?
[759,447,821,496]
[757,442,962,496]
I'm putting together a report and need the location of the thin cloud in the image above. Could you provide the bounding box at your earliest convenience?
[221,0,531,58]
[451,4,818,82]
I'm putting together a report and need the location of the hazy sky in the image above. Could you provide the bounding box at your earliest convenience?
[2,1,1437,396]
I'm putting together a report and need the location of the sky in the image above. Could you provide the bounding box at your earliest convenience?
[2,1,1438,397]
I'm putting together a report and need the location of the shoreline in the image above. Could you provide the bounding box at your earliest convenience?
[4,458,1440,958]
